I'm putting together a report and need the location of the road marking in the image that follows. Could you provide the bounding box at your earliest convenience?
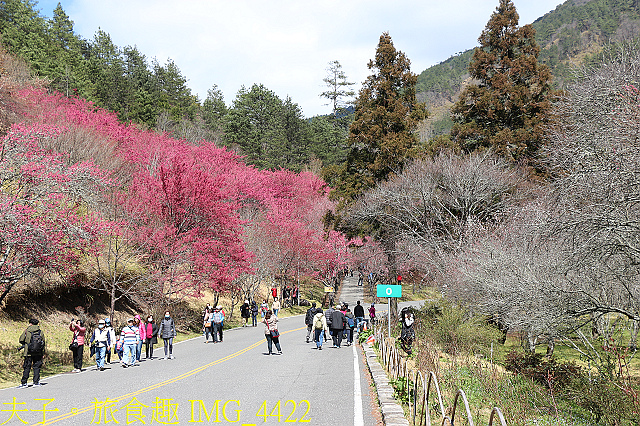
[353,343,364,426]
[35,327,305,425]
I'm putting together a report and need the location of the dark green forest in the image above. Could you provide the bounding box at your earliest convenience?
[0,0,351,172]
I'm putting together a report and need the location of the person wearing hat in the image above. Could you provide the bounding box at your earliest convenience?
[104,318,116,364]
[90,319,111,371]
[118,318,140,367]
[17,318,45,388]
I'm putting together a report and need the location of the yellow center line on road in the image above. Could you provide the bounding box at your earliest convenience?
[36,326,305,425]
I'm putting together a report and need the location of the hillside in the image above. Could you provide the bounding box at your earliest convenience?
[417,0,640,136]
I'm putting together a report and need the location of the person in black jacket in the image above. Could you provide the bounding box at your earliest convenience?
[240,300,251,327]
[18,319,45,388]
[354,301,365,332]
[330,306,346,348]
[304,302,317,343]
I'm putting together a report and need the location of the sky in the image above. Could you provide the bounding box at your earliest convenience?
[35,0,566,117]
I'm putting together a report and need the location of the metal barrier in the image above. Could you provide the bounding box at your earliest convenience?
[372,318,507,426]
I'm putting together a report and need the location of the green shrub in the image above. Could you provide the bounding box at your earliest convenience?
[504,350,581,390]
[416,301,502,356]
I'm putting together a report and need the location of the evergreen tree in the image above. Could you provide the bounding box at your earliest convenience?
[320,60,355,116]
[223,84,287,169]
[0,0,50,72]
[331,32,426,205]
[451,0,553,164]
[202,84,227,133]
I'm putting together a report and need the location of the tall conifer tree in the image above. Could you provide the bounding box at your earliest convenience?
[451,0,552,164]
[332,32,426,206]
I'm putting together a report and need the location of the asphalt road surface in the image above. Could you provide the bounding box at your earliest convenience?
[0,278,385,426]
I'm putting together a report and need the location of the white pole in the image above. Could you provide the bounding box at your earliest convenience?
[388,298,391,338]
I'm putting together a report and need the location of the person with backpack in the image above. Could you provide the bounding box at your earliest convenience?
[344,308,356,346]
[69,319,86,372]
[90,319,111,371]
[312,309,328,350]
[17,319,45,388]
[304,302,317,343]
[158,311,176,359]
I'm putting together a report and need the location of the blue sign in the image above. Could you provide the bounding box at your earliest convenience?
[376,284,402,298]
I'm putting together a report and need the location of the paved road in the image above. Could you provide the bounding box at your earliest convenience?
[0,278,381,426]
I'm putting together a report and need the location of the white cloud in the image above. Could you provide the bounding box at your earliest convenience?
[38,0,565,117]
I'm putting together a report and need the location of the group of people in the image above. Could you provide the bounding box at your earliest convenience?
[303,300,374,350]
[72,312,177,370]
[202,304,225,343]
[202,301,283,355]
[17,312,180,388]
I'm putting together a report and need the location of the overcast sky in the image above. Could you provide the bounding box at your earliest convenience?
[36,0,566,117]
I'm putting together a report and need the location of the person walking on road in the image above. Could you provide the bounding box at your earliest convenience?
[260,300,268,319]
[158,311,176,359]
[354,301,365,332]
[369,303,376,325]
[119,318,139,367]
[304,302,317,343]
[203,308,214,343]
[272,298,281,317]
[312,309,328,350]
[90,319,111,371]
[330,306,346,348]
[211,307,224,343]
[144,315,158,358]
[251,301,259,327]
[134,314,146,362]
[240,300,251,327]
[263,310,282,355]
[344,308,355,346]
[325,305,334,340]
[18,319,45,388]
[104,318,116,364]
[69,319,86,372]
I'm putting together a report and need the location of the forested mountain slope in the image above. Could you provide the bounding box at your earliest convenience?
[417,0,640,136]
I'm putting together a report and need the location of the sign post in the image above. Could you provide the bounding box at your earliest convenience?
[377,284,402,338]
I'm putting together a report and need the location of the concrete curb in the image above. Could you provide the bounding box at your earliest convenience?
[362,342,410,426]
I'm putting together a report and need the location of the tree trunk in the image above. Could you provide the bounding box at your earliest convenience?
[545,335,555,358]
[523,330,537,354]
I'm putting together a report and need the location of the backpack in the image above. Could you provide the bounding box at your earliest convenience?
[346,316,355,328]
[213,312,223,324]
[28,330,45,354]
[313,315,323,330]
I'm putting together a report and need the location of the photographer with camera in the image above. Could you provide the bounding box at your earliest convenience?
[17,318,45,388]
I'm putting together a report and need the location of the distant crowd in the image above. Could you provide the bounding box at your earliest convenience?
[16,284,376,388]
